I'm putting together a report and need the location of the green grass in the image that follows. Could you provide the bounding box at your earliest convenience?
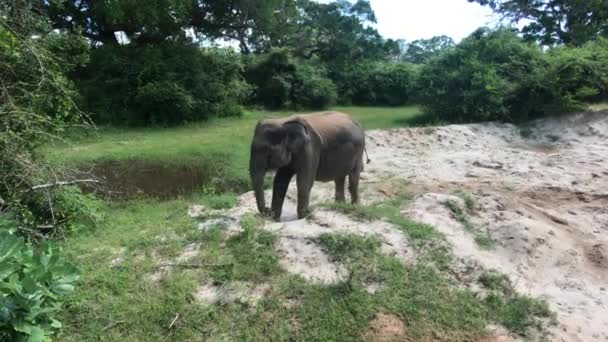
[320,195,442,242]
[443,198,496,250]
[43,106,421,165]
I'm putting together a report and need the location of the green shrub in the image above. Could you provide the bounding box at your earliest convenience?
[416,27,607,123]
[292,63,338,109]
[243,48,337,110]
[0,226,80,342]
[339,62,418,106]
[545,37,608,105]
[0,9,98,237]
[77,43,249,126]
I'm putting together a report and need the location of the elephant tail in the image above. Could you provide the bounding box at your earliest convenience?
[364,147,371,164]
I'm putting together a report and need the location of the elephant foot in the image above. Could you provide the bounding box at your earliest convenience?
[297,208,312,220]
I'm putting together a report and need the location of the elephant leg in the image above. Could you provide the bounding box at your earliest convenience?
[296,171,314,219]
[271,168,294,221]
[348,166,361,205]
[335,176,346,202]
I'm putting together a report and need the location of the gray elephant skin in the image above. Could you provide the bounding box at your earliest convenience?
[249,111,367,221]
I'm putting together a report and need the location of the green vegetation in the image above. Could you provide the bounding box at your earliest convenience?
[53,200,552,340]
[443,198,496,249]
[0,225,80,342]
[321,195,441,242]
[80,43,248,125]
[470,0,608,46]
[42,106,421,167]
[418,28,608,123]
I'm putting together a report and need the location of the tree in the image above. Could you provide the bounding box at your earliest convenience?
[469,0,608,46]
[401,35,455,64]
[38,0,296,47]
[287,0,393,63]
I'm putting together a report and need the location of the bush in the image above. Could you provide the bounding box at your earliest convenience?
[545,37,608,105]
[417,28,552,122]
[339,62,418,106]
[77,43,250,126]
[244,49,337,110]
[1,8,99,237]
[292,63,338,109]
[416,27,608,123]
[0,222,80,342]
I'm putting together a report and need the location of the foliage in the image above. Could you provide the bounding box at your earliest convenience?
[416,27,600,123]
[339,62,418,106]
[289,0,396,63]
[545,37,608,104]
[470,0,608,46]
[243,49,337,110]
[0,2,100,238]
[0,226,80,342]
[401,35,455,64]
[78,43,249,125]
[40,0,296,49]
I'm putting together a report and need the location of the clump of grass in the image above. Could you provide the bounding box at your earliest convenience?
[318,233,380,262]
[453,190,478,212]
[321,201,381,221]
[201,192,238,209]
[321,194,440,242]
[485,293,554,336]
[443,199,495,249]
[478,269,513,295]
[211,214,281,283]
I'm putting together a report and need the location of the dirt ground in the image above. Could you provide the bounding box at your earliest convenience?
[190,110,608,341]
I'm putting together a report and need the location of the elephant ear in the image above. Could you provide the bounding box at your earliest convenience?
[283,120,310,153]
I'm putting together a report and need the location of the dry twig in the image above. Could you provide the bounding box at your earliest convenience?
[30,179,100,191]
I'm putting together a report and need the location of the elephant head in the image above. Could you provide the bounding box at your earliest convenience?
[249,118,310,215]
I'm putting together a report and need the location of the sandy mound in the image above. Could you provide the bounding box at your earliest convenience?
[369,110,608,342]
[190,187,416,284]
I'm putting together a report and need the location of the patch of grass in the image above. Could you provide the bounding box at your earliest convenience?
[453,190,478,212]
[195,190,238,210]
[211,214,281,283]
[485,293,554,336]
[318,233,380,262]
[43,106,421,165]
[321,194,441,242]
[443,199,496,249]
[320,201,382,221]
[478,270,513,295]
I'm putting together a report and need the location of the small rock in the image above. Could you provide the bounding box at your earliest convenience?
[571,180,579,185]
[568,210,577,215]
[592,173,600,178]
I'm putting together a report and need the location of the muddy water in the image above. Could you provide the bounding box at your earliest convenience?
[76,159,217,200]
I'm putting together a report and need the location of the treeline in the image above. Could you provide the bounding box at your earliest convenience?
[34,0,608,126]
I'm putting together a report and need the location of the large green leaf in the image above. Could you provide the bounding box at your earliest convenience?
[0,235,23,263]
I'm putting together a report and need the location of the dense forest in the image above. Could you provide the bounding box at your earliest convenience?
[1,0,608,340]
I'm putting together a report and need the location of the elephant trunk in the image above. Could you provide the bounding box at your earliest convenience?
[249,153,267,214]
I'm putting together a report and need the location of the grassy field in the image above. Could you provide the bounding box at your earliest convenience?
[46,106,553,341]
[45,106,422,164]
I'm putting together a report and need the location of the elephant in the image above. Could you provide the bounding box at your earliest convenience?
[249,111,368,221]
